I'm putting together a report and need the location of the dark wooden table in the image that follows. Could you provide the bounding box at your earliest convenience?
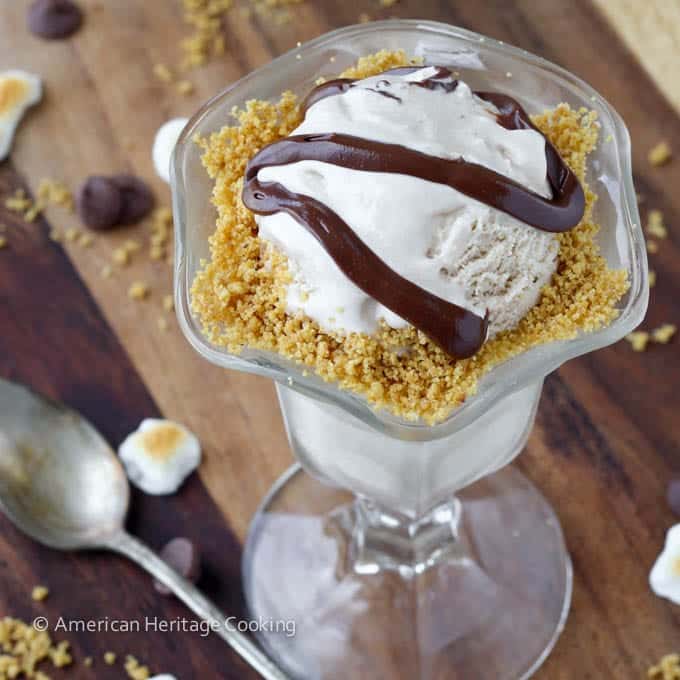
[0,0,678,677]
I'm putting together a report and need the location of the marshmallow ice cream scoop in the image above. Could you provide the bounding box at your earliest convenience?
[245,67,584,356]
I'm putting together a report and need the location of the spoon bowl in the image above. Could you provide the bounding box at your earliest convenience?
[0,378,129,550]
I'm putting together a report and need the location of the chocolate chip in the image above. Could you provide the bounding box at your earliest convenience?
[154,538,201,596]
[27,0,83,40]
[76,176,122,231]
[112,175,155,225]
[667,480,680,516]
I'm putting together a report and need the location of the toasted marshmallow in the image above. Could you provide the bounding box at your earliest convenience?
[650,524,680,604]
[118,418,201,495]
[0,70,42,161]
[152,117,188,184]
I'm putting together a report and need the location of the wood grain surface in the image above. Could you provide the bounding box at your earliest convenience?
[593,0,680,114]
[0,0,678,678]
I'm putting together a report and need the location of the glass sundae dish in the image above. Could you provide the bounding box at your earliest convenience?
[172,20,648,680]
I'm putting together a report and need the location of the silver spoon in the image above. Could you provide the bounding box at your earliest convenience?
[0,377,289,680]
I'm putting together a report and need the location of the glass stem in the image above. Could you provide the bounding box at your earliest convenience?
[333,495,469,578]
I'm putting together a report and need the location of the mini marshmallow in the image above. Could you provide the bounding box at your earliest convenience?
[118,418,201,495]
[0,70,42,161]
[152,117,188,184]
[650,524,680,604]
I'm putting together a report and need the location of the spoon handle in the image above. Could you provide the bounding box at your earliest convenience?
[108,531,290,680]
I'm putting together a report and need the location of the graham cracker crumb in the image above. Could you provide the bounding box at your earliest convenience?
[379,0,398,6]
[176,79,195,96]
[148,207,173,261]
[84,656,93,667]
[180,0,232,71]
[129,282,151,301]
[648,652,680,679]
[48,640,72,668]
[0,616,73,677]
[37,179,74,212]
[190,50,628,424]
[104,651,116,665]
[24,202,43,223]
[158,317,169,332]
[5,188,36,219]
[154,63,174,83]
[64,227,80,243]
[647,210,667,239]
[31,586,49,602]
[4,180,72,226]
[648,141,672,167]
[0,236,7,249]
[77,232,94,248]
[358,12,371,23]
[652,324,676,344]
[647,240,659,254]
[649,270,656,287]
[113,247,131,266]
[163,294,175,312]
[626,331,650,352]
[100,264,113,279]
[124,654,150,680]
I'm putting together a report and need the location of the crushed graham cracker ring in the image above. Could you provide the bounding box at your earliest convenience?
[189,50,630,424]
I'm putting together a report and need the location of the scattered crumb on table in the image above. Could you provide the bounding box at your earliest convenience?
[648,141,672,167]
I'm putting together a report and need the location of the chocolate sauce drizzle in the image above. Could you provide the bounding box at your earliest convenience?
[242,67,585,359]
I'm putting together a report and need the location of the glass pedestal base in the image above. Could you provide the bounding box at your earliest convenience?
[242,464,572,680]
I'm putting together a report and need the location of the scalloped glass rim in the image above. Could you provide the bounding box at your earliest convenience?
[172,19,648,441]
